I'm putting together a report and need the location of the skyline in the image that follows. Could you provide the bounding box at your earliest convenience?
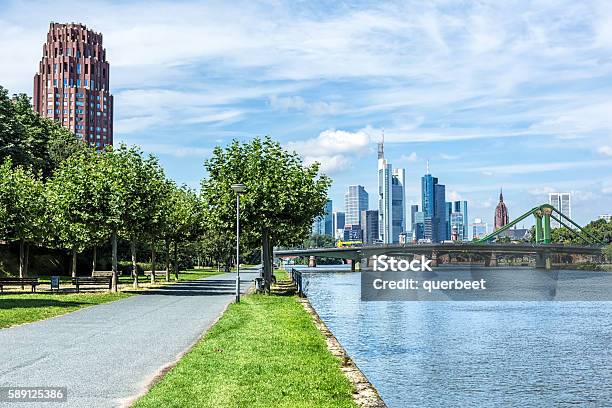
[1,0,611,225]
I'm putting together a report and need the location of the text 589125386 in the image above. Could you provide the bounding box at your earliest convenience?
[0,387,67,402]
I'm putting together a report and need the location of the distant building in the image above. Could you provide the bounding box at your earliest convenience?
[413,210,425,241]
[312,199,333,236]
[450,201,468,241]
[377,135,405,243]
[333,211,345,232]
[345,185,368,226]
[494,189,509,230]
[343,224,362,242]
[500,226,531,241]
[600,214,611,222]
[549,192,571,228]
[410,204,419,232]
[472,218,488,240]
[361,210,379,245]
[421,166,446,242]
[33,22,114,149]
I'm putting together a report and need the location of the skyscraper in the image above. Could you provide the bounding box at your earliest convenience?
[377,135,405,243]
[33,23,113,149]
[361,210,379,245]
[312,199,333,236]
[450,201,468,241]
[332,211,345,239]
[494,189,509,230]
[345,185,368,226]
[421,165,446,242]
[548,192,571,228]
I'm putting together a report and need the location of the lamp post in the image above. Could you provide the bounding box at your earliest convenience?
[231,183,247,302]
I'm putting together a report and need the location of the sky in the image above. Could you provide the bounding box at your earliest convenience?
[1,0,611,228]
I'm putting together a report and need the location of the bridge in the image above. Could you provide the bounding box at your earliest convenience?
[275,204,606,270]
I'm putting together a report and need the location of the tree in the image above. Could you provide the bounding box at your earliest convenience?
[165,184,200,280]
[200,136,331,290]
[0,159,45,277]
[46,148,112,277]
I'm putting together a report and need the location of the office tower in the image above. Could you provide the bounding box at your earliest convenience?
[391,168,406,241]
[312,199,333,236]
[361,210,379,245]
[377,135,405,244]
[421,165,446,242]
[451,201,468,241]
[494,189,509,230]
[345,185,368,226]
[333,211,345,239]
[600,214,611,222]
[445,201,452,241]
[413,210,425,241]
[472,218,488,239]
[33,22,113,148]
[548,192,571,228]
[410,204,419,232]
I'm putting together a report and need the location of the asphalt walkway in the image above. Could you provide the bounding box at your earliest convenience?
[0,270,258,407]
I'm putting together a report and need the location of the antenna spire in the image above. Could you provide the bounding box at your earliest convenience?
[426,159,430,174]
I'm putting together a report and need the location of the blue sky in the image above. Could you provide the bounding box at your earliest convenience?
[1,0,611,227]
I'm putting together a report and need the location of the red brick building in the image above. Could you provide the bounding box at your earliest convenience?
[33,22,113,149]
[494,189,509,230]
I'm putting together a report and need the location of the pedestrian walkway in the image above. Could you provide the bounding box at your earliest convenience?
[0,271,258,407]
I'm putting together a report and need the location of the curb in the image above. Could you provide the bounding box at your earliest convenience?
[298,297,387,408]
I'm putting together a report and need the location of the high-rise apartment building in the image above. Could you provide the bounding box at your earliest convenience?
[377,136,405,243]
[33,22,113,149]
[345,185,368,226]
[312,199,333,236]
[548,192,571,228]
[360,210,379,245]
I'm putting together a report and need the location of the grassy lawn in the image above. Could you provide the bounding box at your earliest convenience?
[0,292,131,329]
[133,295,357,408]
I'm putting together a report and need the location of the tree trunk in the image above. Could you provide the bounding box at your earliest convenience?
[71,248,77,278]
[151,243,156,284]
[132,239,138,289]
[111,233,118,292]
[19,239,25,278]
[24,243,30,278]
[174,241,179,280]
[165,240,170,282]
[262,228,272,293]
[91,246,97,276]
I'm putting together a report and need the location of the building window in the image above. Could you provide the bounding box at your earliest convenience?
[76,79,81,87]
[47,109,53,114]
[77,64,81,75]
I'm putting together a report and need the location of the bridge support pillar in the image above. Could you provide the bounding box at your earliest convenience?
[535,252,552,270]
[485,252,498,267]
[358,257,373,271]
[430,250,438,267]
[308,256,317,268]
[350,259,356,272]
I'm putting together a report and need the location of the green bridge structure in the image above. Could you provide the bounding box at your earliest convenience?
[275,204,606,270]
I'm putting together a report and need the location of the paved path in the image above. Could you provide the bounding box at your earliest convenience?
[0,271,258,407]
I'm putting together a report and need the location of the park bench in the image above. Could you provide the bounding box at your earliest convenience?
[72,276,112,292]
[0,277,40,293]
[0,278,40,293]
[92,270,122,277]
[144,270,169,278]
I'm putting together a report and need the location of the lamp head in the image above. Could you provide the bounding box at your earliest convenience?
[231,183,247,193]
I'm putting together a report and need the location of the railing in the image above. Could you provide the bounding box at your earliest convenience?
[290,268,304,297]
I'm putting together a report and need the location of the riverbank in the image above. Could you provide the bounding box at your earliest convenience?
[133,294,358,408]
[0,269,222,329]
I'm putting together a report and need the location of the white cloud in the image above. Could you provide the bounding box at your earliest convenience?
[598,145,612,156]
[286,129,372,174]
[399,152,418,163]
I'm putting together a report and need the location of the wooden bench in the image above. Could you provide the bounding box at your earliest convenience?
[72,277,112,292]
[0,278,40,293]
[144,270,169,277]
[92,270,122,277]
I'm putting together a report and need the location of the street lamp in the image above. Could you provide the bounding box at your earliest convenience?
[231,183,247,302]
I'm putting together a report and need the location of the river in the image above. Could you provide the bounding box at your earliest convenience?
[299,266,612,407]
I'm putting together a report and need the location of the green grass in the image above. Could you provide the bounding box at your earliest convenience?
[0,292,131,329]
[133,295,357,408]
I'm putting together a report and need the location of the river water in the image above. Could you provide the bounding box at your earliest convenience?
[300,266,612,407]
